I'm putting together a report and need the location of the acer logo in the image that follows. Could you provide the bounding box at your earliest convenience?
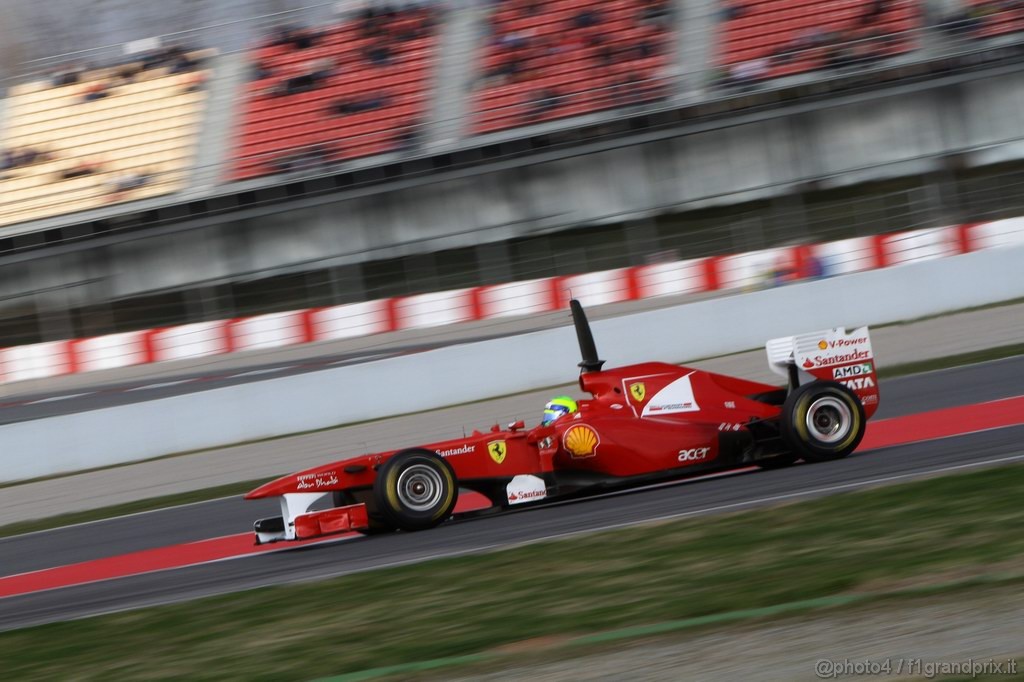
[678,447,711,462]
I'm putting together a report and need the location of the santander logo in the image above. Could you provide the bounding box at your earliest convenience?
[802,358,815,369]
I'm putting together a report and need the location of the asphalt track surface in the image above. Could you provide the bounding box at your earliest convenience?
[1,359,1023,632]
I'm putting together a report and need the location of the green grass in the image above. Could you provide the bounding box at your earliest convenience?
[3,464,1024,681]
[0,478,270,539]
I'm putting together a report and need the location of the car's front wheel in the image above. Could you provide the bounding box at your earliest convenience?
[780,381,866,463]
[373,450,459,532]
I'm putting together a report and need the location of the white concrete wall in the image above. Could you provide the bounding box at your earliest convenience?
[1,244,1021,483]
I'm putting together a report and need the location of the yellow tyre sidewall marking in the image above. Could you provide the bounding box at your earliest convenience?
[386,467,401,511]
[431,466,455,520]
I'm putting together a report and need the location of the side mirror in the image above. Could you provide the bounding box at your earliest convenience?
[507,419,526,432]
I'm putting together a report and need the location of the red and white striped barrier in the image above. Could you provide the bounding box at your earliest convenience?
[0,220,1015,384]
[312,301,392,341]
[152,321,230,362]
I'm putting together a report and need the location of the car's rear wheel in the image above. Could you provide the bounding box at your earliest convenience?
[780,381,865,463]
[373,450,459,532]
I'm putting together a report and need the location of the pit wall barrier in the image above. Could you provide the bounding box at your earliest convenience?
[2,241,1024,483]
[0,219,1021,384]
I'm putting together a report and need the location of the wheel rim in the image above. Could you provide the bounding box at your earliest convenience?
[805,396,852,444]
[395,464,445,512]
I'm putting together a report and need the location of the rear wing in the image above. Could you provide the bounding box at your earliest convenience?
[766,326,880,413]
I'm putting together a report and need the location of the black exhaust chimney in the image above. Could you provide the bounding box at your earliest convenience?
[570,299,605,373]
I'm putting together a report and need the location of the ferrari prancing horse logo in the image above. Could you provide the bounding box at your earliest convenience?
[488,440,507,464]
[628,382,646,403]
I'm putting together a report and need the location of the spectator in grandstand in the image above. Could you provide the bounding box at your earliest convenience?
[270,144,334,174]
[728,58,769,88]
[7,147,51,167]
[936,7,983,38]
[859,0,889,26]
[49,63,85,87]
[81,81,111,103]
[273,58,337,96]
[271,24,319,51]
[526,87,562,120]
[571,8,602,29]
[394,122,423,153]
[184,72,208,93]
[364,42,394,66]
[170,51,200,75]
[59,160,103,180]
[251,59,273,81]
[106,169,157,200]
[331,92,393,115]
[113,62,143,86]
[638,0,673,29]
[720,1,747,22]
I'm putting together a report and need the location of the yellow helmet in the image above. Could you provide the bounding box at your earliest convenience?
[542,396,578,425]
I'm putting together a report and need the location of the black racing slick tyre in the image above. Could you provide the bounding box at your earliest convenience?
[373,450,459,532]
[780,381,866,463]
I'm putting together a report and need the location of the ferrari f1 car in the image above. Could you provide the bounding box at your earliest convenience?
[246,300,880,543]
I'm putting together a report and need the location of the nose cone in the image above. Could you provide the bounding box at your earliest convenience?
[244,461,348,499]
[244,475,294,499]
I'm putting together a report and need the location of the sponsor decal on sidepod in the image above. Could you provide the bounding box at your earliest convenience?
[833,363,873,379]
[296,471,339,489]
[436,444,475,457]
[563,424,600,458]
[678,447,711,462]
[840,376,876,390]
[506,474,547,504]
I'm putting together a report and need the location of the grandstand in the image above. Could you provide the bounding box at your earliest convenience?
[0,54,208,227]
[718,0,921,81]
[0,0,1024,347]
[472,0,674,133]
[230,6,438,181]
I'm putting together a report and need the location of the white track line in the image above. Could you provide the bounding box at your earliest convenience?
[24,393,91,405]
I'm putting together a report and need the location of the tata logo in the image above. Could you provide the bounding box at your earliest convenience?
[841,376,876,390]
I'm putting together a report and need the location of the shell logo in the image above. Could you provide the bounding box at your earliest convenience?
[563,424,600,458]
[817,340,828,350]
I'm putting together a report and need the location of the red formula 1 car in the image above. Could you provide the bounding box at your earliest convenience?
[246,301,880,543]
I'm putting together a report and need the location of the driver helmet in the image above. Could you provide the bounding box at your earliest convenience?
[542,396,578,426]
